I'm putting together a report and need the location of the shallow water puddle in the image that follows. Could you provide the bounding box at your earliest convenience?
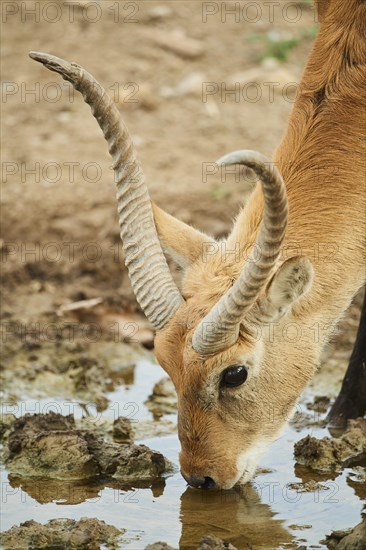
[1,360,364,549]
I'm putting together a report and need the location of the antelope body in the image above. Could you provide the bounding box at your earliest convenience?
[30,0,365,490]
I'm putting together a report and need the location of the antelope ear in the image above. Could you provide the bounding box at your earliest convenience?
[152,203,215,268]
[257,256,314,321]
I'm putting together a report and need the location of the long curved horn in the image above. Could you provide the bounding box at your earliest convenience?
[192,150,288,355]
[29,51,184,329]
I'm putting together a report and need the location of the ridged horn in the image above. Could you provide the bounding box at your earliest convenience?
[29,51,184,329]
[192,150,288,355]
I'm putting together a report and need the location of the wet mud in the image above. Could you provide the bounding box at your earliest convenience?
[113,416,134,442]
[196,536,238,550]
[4,412,173,482]
[145,544,177,550]
[322,517,366,549]
[294,418,366,473]
[0,518,124,549]
[146,376,178,417]
[1,326,149,406]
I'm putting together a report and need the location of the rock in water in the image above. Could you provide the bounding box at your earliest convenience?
[5,412,173,481]
[198,535,238,549]
[0,518,123,549]
[294,418,366,472]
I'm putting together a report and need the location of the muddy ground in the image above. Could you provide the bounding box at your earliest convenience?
[1,1,365,549]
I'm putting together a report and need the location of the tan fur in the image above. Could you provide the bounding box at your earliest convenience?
[153,0,366,488]
[152,203,213,268]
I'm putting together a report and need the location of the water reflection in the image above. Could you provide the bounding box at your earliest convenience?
[1,354,365,549]
[294,463,339,483]
[346,469,366,501]
[4,457,366,548]
[179,484,294,549]
[8,475,166,505]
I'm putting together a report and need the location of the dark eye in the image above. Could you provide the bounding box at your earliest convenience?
[222,365,248,387]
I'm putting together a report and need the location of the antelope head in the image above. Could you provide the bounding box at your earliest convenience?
[30,52,315,490]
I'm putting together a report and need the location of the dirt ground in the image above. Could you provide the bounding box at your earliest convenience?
[1,0,319,322]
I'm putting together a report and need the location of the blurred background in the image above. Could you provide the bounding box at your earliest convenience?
[2,0,317,319]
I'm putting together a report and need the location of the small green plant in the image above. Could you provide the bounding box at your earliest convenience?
[210,187,231,201]
[301,25,320,40]
[261,37,299,62]
[245,32,263,43]
[296,0,313,7]
[245,32,300,62]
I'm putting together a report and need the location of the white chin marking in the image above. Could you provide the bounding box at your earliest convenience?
[228,438,272,488]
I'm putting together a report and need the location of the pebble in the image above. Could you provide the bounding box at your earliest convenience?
[160,72,206,98]
[147,5,173,21]
[113,416,134,442]
[142,28,204,59]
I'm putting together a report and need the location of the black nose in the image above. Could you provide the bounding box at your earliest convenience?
[182,473,217,490]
